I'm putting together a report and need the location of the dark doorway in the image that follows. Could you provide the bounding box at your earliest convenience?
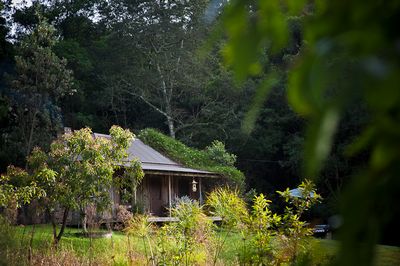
[177,177,199,201]
[149,176,164,216]
[178,177,190,198]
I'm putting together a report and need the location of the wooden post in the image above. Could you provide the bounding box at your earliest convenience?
[199,177,203,204]
[168,175,172,217]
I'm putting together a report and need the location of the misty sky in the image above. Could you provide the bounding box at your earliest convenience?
[12,0,32,7]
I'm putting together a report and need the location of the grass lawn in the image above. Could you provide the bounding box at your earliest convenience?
[12,224,144,264]
[7,225,400,265]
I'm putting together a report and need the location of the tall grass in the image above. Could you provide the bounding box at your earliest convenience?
[1,184,400,266]
[0,218,134,265]
[124,198,215,265]
[1,220,400,265]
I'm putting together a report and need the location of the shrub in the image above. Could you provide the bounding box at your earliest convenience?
[276,180,322,263]
[115,204,133,230]
[206,188,248,265]
[205,140,237,167]
[3,199,18,224]
[206,187,248,228]
[139,128,245,186]
[159,199,214,265]
[207,180,321,265]
[125,199,215,265]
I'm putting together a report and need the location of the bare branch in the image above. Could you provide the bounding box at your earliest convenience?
[120,86,170,119]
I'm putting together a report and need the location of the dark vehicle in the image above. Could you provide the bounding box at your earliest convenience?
[313,224,330,238]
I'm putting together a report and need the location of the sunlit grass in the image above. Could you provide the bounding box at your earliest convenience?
[11,225,400,265]
[13,224,144,264]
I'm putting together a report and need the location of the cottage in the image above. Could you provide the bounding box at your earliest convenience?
[94,133,221,219]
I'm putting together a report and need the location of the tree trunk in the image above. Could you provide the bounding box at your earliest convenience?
[25,109,38,168]
[156,62,176,139]
[134,187,137,205]
[167,116,175,139]
[55,207,70,244]
[82,211,88,233]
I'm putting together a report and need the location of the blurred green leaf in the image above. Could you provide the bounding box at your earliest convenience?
[304,106,340,178]
[258,1,288,52]
[242,71,280,134]
[346,126,375,156]
[286,0,307,15]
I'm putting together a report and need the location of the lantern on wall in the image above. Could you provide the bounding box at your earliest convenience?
[192,178,198,192]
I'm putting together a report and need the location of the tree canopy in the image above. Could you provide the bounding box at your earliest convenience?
[0,125,142,243]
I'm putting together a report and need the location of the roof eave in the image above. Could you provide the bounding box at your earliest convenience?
[143,169,221,178]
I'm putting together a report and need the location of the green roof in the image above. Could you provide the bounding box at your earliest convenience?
[138,128,245,186]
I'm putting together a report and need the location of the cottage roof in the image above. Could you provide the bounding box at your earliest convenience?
[94,133,218,177]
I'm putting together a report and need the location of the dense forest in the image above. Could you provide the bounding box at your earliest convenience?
[0,0,368,217]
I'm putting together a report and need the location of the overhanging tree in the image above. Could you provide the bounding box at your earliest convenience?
[215,0,400,264]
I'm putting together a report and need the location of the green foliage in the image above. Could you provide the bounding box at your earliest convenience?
[54,39,93,74]
[55,126,136,208]
[205,140,237,166]
[206,188,248,265]
[125,214,155,264]
[45,126,131,211]
[125,199,214,265]
[125,215,154,239]
[20,125,141,242]
[114,159,144,208]
[206,187,248,229]
[164,199,213,265]
[218,0,400,264]
[2,0,314,204]
[13,12,74,102]
[277,180,322,216]
[0,216,20,265]
[139,128,245,186]
[276,181,322,263]
[7,13,74,161]
[239,194,281,265]
[79,0,218,138]
[0,165,47,208]
[207,181,320,265]
[1,223,399,266]
[3,3,396,265]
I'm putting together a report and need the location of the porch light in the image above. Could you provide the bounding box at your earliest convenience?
[192,178,198,192]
